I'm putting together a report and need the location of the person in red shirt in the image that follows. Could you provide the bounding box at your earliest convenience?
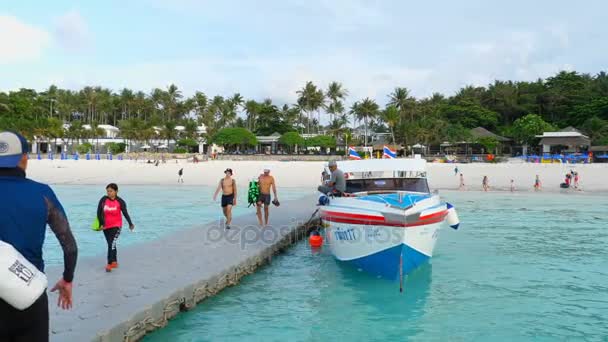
[96,183,134,272]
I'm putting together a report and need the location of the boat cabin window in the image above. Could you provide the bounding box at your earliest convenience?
[345,178,430,194]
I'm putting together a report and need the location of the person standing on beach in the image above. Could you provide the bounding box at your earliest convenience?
[534,175,542,191]
[454,166,459,176]
[213,168,236,229]
[0,131,78,341]
[482,176,489,191]
[510,179,515,192]
[574,172,580,189]
[257,167,278,227]
[97,183,135,272]
[178,168,184,183]
[459,173,465,190]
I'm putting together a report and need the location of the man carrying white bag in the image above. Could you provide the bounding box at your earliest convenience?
[0,131,78,342]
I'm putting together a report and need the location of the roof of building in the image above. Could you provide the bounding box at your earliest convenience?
[590,145,608,152]
[536,126,589,139]
[470,127,511,142]
[538,136,591,146]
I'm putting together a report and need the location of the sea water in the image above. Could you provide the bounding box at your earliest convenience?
[43,185,310,266]
[142,191,608,341]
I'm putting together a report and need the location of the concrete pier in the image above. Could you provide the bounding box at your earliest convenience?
[46,194,319,341]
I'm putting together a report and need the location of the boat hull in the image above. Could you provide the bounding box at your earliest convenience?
[324,219,442,280]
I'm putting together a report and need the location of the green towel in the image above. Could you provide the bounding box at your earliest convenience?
[247,180,260,207]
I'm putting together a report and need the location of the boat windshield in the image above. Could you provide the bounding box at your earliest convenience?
[345,178,430,194]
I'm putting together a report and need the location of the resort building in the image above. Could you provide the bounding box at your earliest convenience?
[536,127,591,153]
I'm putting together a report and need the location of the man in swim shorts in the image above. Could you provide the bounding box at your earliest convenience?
[257,166,278,227]
[213,168,236,229]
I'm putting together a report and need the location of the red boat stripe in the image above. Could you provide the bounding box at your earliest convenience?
[419,210,448,220]
[321,212,447,228]
[321,210,385,221]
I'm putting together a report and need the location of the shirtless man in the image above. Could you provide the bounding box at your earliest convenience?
[213,168,237,229]
[257,166,278,226]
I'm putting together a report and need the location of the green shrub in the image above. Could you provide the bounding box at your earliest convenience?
[106,142,126,154]
[173,147,188,154]
[76,142,93,154]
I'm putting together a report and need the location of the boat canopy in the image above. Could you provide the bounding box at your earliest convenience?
[336,159,426,173]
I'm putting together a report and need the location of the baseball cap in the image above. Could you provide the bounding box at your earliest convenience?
[0,131,28,168]
[328,160,337,167]
[224,168,233,175]
[263,166,271,172]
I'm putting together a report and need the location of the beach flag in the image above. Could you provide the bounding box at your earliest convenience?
[383,145,397,159]
[348,146,362,160]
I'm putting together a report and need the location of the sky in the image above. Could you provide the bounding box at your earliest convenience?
[1,0,606,105]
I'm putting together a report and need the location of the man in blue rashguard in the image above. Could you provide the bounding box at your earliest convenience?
[0,131,78,342]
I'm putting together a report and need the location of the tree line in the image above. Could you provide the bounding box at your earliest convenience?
[1,70,607,152]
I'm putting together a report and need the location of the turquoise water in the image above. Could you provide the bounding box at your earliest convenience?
[143,191,608,341]
[43,185,311,266]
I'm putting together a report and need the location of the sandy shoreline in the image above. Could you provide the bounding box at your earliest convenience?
[26,159,608,193]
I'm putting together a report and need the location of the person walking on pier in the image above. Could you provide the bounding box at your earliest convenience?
[257,166,279,227]
[213,168,237,229]
[0,131,78,341]
[97,183,135,272]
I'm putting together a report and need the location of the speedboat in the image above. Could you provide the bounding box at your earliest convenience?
[317,158,459,281]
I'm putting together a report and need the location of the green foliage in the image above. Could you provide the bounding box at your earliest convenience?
[443,123,472,144]
[1,70,608,152]
[510,114,555,145]
[173,147,188,154]
[212,128,258,147]
[581,117,608,144]
[475,136,499,153]
[440,101,500,129]
[306,135,336,148]
[77,142,93,154]
[106,142,126,154]
[279,132,304,147]
[177,138,199,152]
[177,138,198,147]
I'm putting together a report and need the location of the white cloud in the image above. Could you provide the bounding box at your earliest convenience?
[54,10,91,51]
[0,15,50,64]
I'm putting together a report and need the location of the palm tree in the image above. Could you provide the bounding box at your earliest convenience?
[326,82,348,122]
[191,92,208,124]
[119,88,135,120]
[244,100,259,131]
[91,124,106,153]
[351,98,379,147]
[296,81,324,134]
[164,84,183,121]
[388,87,415,122]
[162,121,177,149]
[183,119,199,140]
[382,105,399,144]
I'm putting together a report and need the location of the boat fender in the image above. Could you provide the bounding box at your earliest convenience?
[309,231,323,248]
[446,203,460,230]
[0,241,48,310]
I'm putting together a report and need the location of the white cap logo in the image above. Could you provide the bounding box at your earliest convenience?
[0,141,9,154]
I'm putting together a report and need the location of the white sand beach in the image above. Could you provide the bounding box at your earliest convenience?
[26,159,608,193]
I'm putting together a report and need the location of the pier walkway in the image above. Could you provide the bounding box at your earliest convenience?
[46,194,319,341]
